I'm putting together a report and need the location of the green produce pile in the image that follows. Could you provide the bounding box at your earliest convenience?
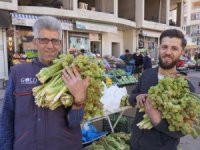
[137,76,200,138]
[107,69,126,76]
[86,132,130,150]
[25,50,38,58]
[33,54,105,120]
[118,76,138,85]
[120,95,130,107]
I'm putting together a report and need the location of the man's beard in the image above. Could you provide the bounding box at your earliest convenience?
[158,56,179,69]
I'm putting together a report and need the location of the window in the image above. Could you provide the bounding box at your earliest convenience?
[191,13,196,20]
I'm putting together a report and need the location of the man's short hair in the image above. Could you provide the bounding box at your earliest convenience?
[125,49,129,53]
[33,16,62,39]
[160,29,187,49]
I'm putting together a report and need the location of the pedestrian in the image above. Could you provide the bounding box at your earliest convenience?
[120,49,134,74]
[143,51,152,70]
[0,16,89,150]
[129,29,195,150]
[133,50,143,78]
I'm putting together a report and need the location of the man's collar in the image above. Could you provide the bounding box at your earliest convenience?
[32,58,48,68]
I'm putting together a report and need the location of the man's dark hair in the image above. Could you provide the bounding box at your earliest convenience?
[80,49,85,54]
[160,29,187,49]
[125,49,129,53]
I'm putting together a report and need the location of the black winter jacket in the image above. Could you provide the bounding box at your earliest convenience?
[129,68,195,150]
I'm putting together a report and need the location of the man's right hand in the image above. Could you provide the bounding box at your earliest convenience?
[136,94,148,108]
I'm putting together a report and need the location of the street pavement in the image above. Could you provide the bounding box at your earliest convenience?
[180,70,200,150]
[0,70,200,149]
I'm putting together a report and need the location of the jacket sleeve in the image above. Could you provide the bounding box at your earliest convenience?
[128,74,144,107]
[154,120,184,138]
[154,80,195,138]
[67,108,84,128]
[0,72,15,150]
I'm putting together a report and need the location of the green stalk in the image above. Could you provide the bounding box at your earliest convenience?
[52,86,67,104]
[60,93,73,107]
[49,100,62,110]
[45,83,64,95]
[36,62,63,83]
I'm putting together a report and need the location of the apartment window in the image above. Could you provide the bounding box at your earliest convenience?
[191,13,196,20]
[197,12,200,20]
[192,37,196,43]
[184,17,187,25]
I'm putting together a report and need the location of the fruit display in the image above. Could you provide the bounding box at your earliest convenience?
[12,50,38,65]
[103,55,125,69]
[117,76,138,85]
[106,69,126,77]
[137,76,200,138]
[105,76,112,87]
[86,132,131,150]
[25,50,38,58]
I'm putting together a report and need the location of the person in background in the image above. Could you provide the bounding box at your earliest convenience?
[143,51,152,70]
[129,29,195,150]
[133,50,143,77]
[120,49,134,74]
[80,48,86,55]
[0,16,89,150]
[96,53,110,70]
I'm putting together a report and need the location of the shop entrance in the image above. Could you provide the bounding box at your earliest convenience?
[112,42,120,58]
[91,41,101,54]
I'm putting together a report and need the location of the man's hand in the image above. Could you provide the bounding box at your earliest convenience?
[136,94,148,108]
[62,65,89,108]
[144,97,162,126]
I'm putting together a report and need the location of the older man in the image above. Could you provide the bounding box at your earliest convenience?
[0,16,88,150]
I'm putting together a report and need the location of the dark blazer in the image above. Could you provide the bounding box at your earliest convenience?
[129,68,195,150]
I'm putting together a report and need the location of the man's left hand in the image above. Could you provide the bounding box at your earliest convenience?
[62,65,90,108]
[144,97,162,126]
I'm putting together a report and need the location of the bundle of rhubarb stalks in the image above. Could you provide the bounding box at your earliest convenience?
[137,76,200,138]
[33,54,105,120]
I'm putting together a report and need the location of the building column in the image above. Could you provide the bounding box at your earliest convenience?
[177,0,184,27]
[135,0,144,28]
[114,0,118,17]
[166,0,170,26]
[159,0,168,24]
[73,0,77,11]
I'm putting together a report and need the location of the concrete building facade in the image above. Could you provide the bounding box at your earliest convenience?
[0,0,185,80]
[183,0,200,47]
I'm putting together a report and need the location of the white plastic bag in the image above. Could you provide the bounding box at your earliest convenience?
[100,85,127,111]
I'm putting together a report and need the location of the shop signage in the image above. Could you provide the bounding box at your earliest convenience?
[89,33,100,41]
[11,13,73,31]
[76,21,117,33]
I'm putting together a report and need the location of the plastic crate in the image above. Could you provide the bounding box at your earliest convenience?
[103,113,134,133]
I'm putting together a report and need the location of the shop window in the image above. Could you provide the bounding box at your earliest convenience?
[8,26,38,66]
[69,33,89,52]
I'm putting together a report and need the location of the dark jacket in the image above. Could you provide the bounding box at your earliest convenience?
[0,58,83,150]
[129,68,195,150]
[143,55,152,70]
[133,54,143,67]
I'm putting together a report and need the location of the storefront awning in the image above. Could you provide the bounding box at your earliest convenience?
[11,13,73,31]
[76,21,117,33]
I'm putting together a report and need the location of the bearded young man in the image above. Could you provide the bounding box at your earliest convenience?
[129,29,195,150]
